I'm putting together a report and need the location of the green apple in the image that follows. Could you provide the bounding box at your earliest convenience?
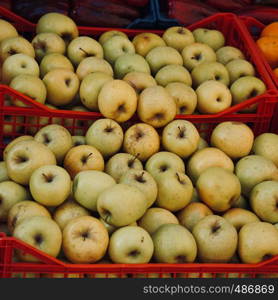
[9,74,47,107]
[103,35,135,65]
[67,36,103,66]
[230,76,266,113]
[99,30,128,46]
[196,80,232,114]
[36,12,79,44]
[216,46,245,65]
[123,72,157,94]
[225,59,255,83]
[165,82,197,115]
[146,46,183,74]
[114,53,150,79]
[182,43,216,71]
[43,68,79,106]
[0,161,9,183]
[32,32,66,61]
[2,53,39,84]
[0,19,18,43]
[191,61,230,87]
[163,26,195,52]
[132,33,166,57]
[192,28,225,51]
[80,72,113,111]
[76,57,113,81]
[155,64,192,87]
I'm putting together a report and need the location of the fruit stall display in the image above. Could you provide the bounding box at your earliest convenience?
[0,7,278,278]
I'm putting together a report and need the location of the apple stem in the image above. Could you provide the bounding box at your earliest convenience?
[79,47,89,56]
[82,152,93,164]
[177,126,185,138]
[176,172,185,185]
[42,173,54,183]
[130,153,140,166]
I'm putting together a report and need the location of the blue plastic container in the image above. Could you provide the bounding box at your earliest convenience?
[154,0,180,29]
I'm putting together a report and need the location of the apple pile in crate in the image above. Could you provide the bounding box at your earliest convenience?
[0,12,267,119]
[1,117,278,268]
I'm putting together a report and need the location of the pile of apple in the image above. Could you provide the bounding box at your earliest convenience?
[0,11,267,124]
[0,114,278,273]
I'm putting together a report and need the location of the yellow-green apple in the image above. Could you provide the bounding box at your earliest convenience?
[123,71,157,94]
[252,133,278,167]
[13,215,62,262]
[8,200,51,233]
[62,216,109,263]
[108,226,153,263]
[40,53,74,78]
[36,12,79,44]
[123,123,160,161]
[138,86,176,128]
[238,222,278,263]
[132,32,166,57]
[196,167,241,212]
[187,147,234,183]
[145,151,185,181]
[105,153,143,182]
[196,137,208,151]
[114,53,150,79]
[103,35,135,65]
[119,169,157,208]
[43,68,79,106]
[85,118,123,159]
[230,76,266,113]
[196,80,232,114]
[146,46,183,74]
[3,135,33,161]
[63,145,104,179]
[9,75,47,107]
[34,124,73,163]
[2,53,39,84]
[192,215,238,262]
[6,140,56,185]
[138,207,178,235]
[32,33,66,61]
[155,171,193,212]
[67,36,103,67]
[29,165,71,206]
[72,135,86,147]
[211,121,254,159]
[0,181,27,221]
[0,36,35,63]
[0,161,9,182]
[73,170,116,211]
[53,199,90,230]
[165,82,197,115]
[76,57,113,81]
[162,119,200,158]
[99,218,137,236]
[99,30,128,45]
[216,46,245,65]
[190,188,200,203]
[235,155,278,196]
[225,59,255,83]
[0,19,18,43]
[152,224,197,263]
[250,181,278,223]
[80,72,113,111]
[97,184,147,226]
[222,208,260,231]
[192,28,225,51]
[191,61,230,87]
[163,26,194,52]
[98,79,137,123]
[182,43,216,71]
[177,202,213,232]
[155,64,192,87]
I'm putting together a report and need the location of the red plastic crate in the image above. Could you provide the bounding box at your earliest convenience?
[239,16,278,134]
[0,233,277,278]
[0,8,277,126]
